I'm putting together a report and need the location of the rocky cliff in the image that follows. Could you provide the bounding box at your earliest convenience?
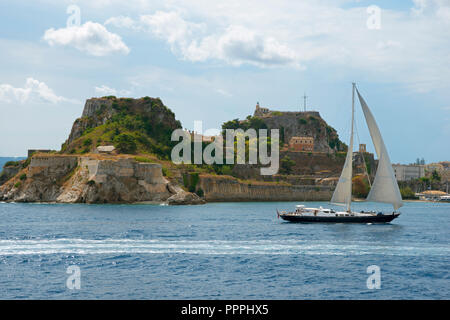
[0,154,204,204]
[227,104,346,153]
[61,96,181,157]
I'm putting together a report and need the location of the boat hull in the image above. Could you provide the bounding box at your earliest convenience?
[279,213,400,223]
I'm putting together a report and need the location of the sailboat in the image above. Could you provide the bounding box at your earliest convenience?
[278,83,402,223]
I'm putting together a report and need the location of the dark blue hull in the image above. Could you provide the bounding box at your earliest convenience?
[279,212,400,223]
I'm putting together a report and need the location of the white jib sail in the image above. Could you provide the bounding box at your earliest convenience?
[356,88,403,210]
[331,84,355,211]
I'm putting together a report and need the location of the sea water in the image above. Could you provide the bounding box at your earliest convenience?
[0,201,448,299]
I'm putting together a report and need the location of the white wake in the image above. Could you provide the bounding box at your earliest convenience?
[0,239,448,256]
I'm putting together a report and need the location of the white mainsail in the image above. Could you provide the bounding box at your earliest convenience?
[356,88,403,210]
[330,84,355,211]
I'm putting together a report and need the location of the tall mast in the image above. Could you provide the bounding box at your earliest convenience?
[330,83,357,211]
[347,83,355,212]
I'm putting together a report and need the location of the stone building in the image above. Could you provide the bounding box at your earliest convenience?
[253,102,270,117]
[289,136,314,152]
[96,146,116,154]
[392,164,425,181]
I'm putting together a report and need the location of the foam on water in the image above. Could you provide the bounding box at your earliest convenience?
[0,239,448,256]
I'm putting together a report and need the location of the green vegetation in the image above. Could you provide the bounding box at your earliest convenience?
[195,188,204,197]
[352,175,370,198]
[326,125,346,151]
[83,138,92,146]
[420,176,430,184]
[14,181,21,188]
[4,161,21,167]
[309,116,319,123]
[431,170,441,182]
[19,173,27,181]
[222,116,267,132]
[61,97,181,159]
[298,118,307,125]
[280,156,296,174]
[183,172,200,192]
[114,133,137,154]
[400,186,417,199]
[134,156,153,163]
[271,111,282,116]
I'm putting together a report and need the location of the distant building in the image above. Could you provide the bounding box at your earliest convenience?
[359,144,366,153]
[185,130,218,143]
[96,146,115,154]
[289,136,314,152]
[426,162,450,183]
[416,190,448,201]
[392,164,425,181]
[352,146,375,177]
[254,102,270,117]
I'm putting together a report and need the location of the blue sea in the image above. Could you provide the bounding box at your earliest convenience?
[0,201,448,299]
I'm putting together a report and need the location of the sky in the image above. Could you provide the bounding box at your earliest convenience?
[0,0,449,164]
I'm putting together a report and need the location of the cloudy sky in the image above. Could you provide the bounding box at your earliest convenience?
[0,0,449,163]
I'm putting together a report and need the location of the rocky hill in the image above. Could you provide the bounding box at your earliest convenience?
[223,104,346,153]
[61,96,182,159]
[0,96,205,204]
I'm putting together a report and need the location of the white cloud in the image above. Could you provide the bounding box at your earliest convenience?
[43,22,130,56]
[105,16,138,29]
[94,85,131,96]
[106,11,298,67]
[100,0,450,91]
[215,88,232,97]
[184,25,299,67]
[0,78,78,104]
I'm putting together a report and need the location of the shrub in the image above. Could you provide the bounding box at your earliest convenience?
[221,165,233,176]
[162,167,172,177]
[298,118,307,125]
[183,172,200,191]
[352,175,370,198]
[23,157,31,167]
[195,188,204,197]
[190,172,199,188]
[280,156,296,174]
[87,180,95,186]
[83,138,92,146]
[19,173,27,181]
[431,170,441,182]
[400,186,417,199]
[14,181,21,189]
[4,161,20,167]
[114,133,137,154]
